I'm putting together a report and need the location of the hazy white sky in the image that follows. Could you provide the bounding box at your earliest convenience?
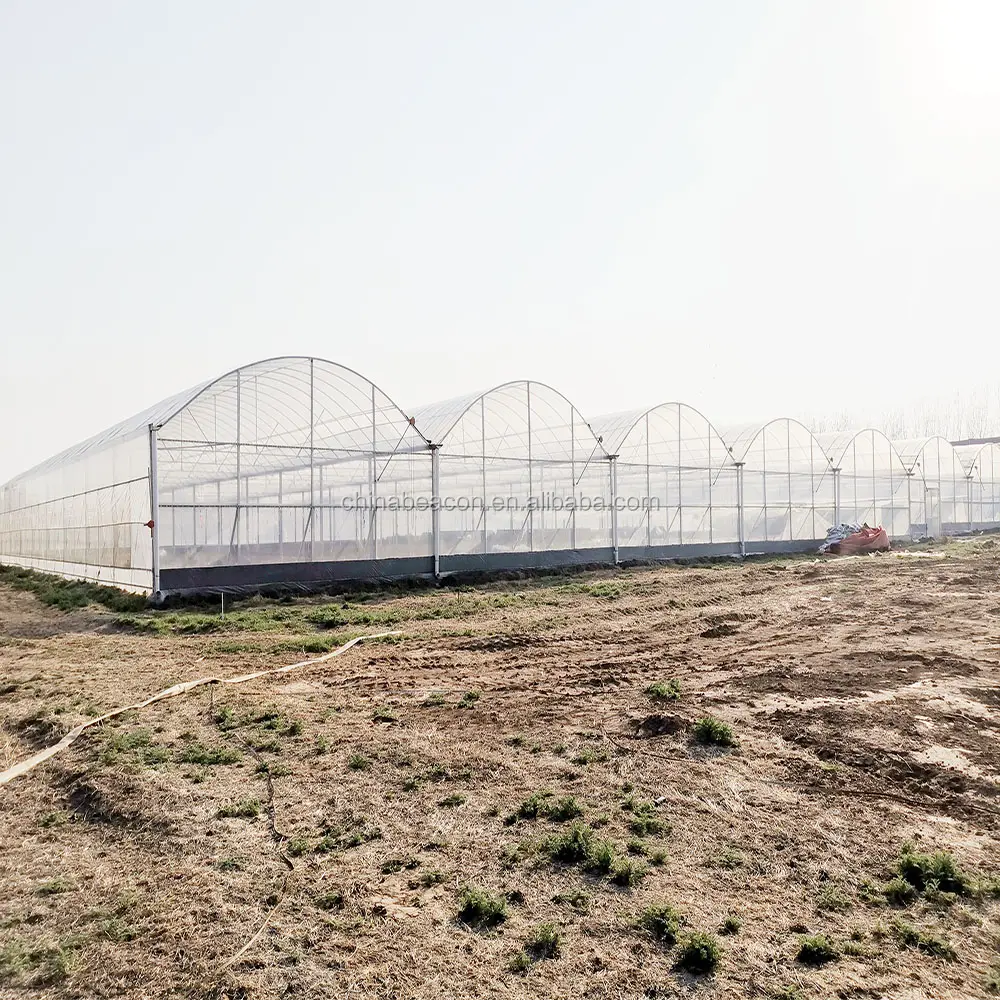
[2,1,998,481]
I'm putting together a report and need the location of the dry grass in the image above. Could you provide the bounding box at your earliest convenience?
[2,538,1000,997]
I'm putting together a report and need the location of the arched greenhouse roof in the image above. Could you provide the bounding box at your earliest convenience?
[717,417,836,470]
[893,435,962,477]
[411,380,606,463]
[2,356,428,491]
[2,378,214,488]
[814,428,908,474]
[954,441,1000,477]
[158,356,428,455]
[592,402,733,469]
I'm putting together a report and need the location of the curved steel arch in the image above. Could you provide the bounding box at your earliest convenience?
[952,440,1000,477]
[3,356,428,492]
[815,427,909,474]
[592,401,734,463]
[720,416,837,469]
[411,379,606,453]
[158,355,429,445]
[893,434,963,479]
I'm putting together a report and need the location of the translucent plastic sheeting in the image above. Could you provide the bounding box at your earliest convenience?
[895,436,968,529]
[416,381,612,557]
[957,443,1000,527]
[817,429,911,538]
[0,432,153,591]
[157,358,431,570]
[595,403,738,547]
[5,353,1000,597]
[721,419,836,543]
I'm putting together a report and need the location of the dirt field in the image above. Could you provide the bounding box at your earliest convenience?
[2,540,1000,999]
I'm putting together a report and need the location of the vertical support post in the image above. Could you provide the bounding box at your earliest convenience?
[148,424,160,598]
[317,464,324,553]
[906,471,913,538]
[371,385,378,560]
[870,433,876,528]
[809,435,815,540]
[735,461,745,557]
[431,445,441,578]
[309,358,315,561]
[967,474,974,532]
[833,468,841,525]
[677,404,683,545]
[571,405,577,551]
[481,396,488,554]
[526,383,533,552]
[788,425,794,541]
[762,432,768,542]
[707,428,714,544]
[278,471,284,559]
[645,413,652,550]
[234,369,242,562]
[610,455,619,564]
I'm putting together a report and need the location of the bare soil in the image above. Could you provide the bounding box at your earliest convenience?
[2,539,1000,999]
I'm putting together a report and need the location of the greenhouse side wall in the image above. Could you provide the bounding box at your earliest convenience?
[0,431,154,592]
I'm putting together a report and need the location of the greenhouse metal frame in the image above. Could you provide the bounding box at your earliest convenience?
[1,356,997,599]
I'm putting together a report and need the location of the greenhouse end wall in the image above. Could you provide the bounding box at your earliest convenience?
[2,356,998,598]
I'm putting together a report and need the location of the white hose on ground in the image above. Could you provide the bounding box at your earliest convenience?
[0,631,401,787]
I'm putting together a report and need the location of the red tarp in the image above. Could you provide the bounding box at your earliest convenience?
[827,525,890,555]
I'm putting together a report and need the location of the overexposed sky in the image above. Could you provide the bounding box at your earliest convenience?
[2,1,999,482]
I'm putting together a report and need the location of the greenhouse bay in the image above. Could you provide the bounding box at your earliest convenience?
[1,357,997,598]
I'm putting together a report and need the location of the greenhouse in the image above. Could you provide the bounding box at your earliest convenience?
[1,355,998,598]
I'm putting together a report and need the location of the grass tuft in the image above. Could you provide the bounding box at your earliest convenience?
[255,760,292,777]
[217,798,260,819]
[674,931,722,974]
[177,742,241,766]
[552,890,589,912]
[692,716,735,747]
[286,837,310,857]
[816,883,852,913]
[570,745,610,765]
[610,857,648,887]
[544,822,597,865]
[100,728,169,767]
[457,886,507,929]
[546,795,584,822]
[796,934,839,965]
[637,903,683,946]
[883,876,918,906]
[507,950,531,974]
[506,790,553,824]
[891,919,957,960]
[645,679,681,701]
[525,923,561,959]
[895,844,975,897]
